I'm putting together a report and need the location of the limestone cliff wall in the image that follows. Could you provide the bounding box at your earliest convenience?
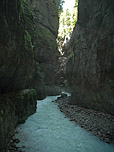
[26,0,59,86]
[68,0,114,115]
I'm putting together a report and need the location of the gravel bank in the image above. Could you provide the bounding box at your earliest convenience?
[55,96,114,145]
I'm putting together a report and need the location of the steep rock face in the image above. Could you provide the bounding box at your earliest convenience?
[0,0,60,150]
[0,1,39,150]
[26,0,59,86]
[0,0,35,93]
[0,89,37,152]
[68,0,114,115]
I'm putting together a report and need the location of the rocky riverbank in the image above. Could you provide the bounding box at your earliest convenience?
[55,95,114,145]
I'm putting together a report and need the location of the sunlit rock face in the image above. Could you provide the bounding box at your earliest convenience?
[26,0,59,86]
[0,0,35,93]
[68,0,114,115]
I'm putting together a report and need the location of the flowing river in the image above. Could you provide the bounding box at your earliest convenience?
[15,92,114,152]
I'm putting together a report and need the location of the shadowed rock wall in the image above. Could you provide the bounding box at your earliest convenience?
[0,1,60,150]
[0,89,37,152]
[67,0,114,115]
[26,0,59,86]
[0,0,36,93]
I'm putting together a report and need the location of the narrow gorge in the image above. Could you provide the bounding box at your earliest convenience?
[0,0,114,151]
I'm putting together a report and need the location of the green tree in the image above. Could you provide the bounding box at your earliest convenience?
[57,0,78,52]
[72,0,78,27]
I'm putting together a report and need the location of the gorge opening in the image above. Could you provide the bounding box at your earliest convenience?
[57,0,78,55]
[57,0,78,87]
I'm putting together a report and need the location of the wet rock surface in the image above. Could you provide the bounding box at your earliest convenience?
[0,89,37,152]
[7,135,25,152]
[55,96,114,145]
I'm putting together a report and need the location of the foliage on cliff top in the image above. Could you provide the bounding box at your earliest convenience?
[57,0,78,54]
